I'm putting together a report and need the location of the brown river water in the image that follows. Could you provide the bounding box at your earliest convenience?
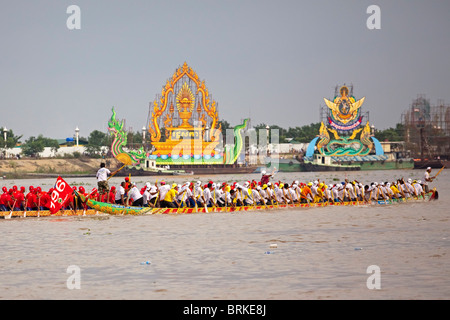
[0,169,448,300]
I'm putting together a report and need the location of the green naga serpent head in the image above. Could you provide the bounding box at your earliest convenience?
[108,107,146,164]
[224,118,249,164]
[108,107,127,147]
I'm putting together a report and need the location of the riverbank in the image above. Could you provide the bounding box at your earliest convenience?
[0,158,110,179]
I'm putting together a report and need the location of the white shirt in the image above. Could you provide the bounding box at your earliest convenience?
[235,188,243,201]
[142,190,150,205]
[158,185,170,201]
[405,182,414,194]
[310,185,319,197]
[274,188,284,203]
[128,186,142,201]
[386,187,394,197]
[287,188,296,201]
[252,189,262,202]
[400,184,410,197]
[345,184,355,199]
[241,188,252,201]
[148,186,158,199]
[96,167,111,181]
[203,188,212,204]
[413,183,423,196]
[423,171,430,186]
[332,187,339,200]
[259,189,268,200]
[213,188,223,203]
[193,186,203,200]
[379,186,389,199]
[177,187,192,202]
[115,185,125,201]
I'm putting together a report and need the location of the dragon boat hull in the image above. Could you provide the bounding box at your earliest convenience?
[2,189,437,218]
[81,189,438,216]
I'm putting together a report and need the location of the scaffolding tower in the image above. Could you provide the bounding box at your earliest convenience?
[401,95,450,160]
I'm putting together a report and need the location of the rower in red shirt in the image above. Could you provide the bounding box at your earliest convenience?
[4,189,14,211]
[88,188,99,201]
[76,186,88,210]
[12,186,26,211]
[0,187,10,211]
[37,187,51,210]
[25,186,38,211]
[108,186,116,203]
[62,187,77,211]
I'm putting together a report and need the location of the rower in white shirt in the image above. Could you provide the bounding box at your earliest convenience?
[158,182,171,202]
[412,180,425,199]
[193,181,205,206]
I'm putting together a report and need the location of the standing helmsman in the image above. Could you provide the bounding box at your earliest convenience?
[96,162,111,201]
[422,167,434,193]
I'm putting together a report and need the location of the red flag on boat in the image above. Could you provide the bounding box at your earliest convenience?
[49,176,73,214]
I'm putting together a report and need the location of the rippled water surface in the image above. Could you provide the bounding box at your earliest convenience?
[1,170,449,299]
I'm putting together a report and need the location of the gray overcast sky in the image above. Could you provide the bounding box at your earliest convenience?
[1,0,449,141]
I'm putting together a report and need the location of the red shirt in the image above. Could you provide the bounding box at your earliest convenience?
[38,192,51,208]
[89,192,99,201]
[2,192,14,208]
[108,191,115,203]
[261,175,270,185]
[0,192,11,207]
[25,192,37,208]
[13,191,25,209]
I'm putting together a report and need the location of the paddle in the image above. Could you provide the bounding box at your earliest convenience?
[176,189,187,214]
[250,188,257,210]
[397,183,405,200]
[224,190,228,211]
[303,187,311,206]
[432,166,445,181]
[37,196,41,217]
[204,201,209,213]
[270,188,277,208]
[257,190,269,210]
[284,187,294,208]
[76,188,98,216]
[273,187,280,209]
[5,199,17,220]
[271,167,278,179]
[288,191,295,208]
[211,188,217,212]
[107,153,133,181]
[193,186,198,213]
[294,188,303,206]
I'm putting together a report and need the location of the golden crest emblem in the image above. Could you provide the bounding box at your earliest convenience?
[323,86,365,124]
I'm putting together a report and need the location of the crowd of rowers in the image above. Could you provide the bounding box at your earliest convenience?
[0,173,430,212]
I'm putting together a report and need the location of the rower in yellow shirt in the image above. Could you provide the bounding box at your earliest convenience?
[390,182,402,199]
[161,184,179,208]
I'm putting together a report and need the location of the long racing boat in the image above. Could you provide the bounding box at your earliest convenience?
[0,188,438,219]
[76,189,439,215]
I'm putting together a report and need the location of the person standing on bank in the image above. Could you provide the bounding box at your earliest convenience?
[96,162,111,201]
